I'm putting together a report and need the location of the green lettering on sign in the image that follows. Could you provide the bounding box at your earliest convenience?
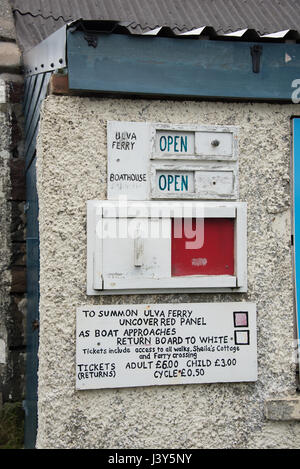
[158,174,189,192]
[159,135,188,153]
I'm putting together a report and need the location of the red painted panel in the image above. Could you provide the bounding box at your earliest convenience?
[171,218,235,277]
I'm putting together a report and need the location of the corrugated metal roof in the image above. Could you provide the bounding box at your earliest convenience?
[10,0,300,52]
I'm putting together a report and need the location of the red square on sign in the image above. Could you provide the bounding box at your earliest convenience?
[171,218,235,277]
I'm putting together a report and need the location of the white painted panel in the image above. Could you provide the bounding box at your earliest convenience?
[103,275,236,290]
[76,302,257,389]
[235,203,248,288]
[102,218,171,285]
[150,161,238,200]
[86,201,247,295]
[87,201,103,294]
[101,201,236,219]
[107,121,150,200]
[93,205,103,290]
[195,170,235,197]
[195,131,233,158]
[107,122,239,200]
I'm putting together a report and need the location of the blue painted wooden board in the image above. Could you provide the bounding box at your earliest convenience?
[24,238,39,449]
[25,72,52,170]
[24,159,40,449]
[293,118,300,360]
[67,31,300,100]
[23,70,53,446]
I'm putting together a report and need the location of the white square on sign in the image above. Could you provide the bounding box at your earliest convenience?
[234,330,250,345]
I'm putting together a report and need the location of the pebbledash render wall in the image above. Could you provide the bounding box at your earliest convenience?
[35,94,299,449]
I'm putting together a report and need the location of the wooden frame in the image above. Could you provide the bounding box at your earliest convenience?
[87,200,247,295]
[150,162,238,200]
[150,123,239,161]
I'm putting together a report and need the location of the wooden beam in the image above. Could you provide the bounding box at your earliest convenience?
[67,31,300,101]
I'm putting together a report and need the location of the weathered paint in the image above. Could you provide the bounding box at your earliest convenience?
[67,31,300,100]
[292,118,300,366]
[108,121,239,200]
[87,200,246,294]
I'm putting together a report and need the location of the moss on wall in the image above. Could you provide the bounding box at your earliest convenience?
[0,402,24,449]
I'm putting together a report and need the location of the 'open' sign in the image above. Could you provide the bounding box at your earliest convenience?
[156,131,194,155]
[156,171,194,193]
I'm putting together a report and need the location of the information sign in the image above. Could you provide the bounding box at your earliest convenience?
[76,303,257,389]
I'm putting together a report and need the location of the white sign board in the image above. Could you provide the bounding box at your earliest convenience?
[107,121,239,201]
[107,121,150,200]
[76,303,257,389]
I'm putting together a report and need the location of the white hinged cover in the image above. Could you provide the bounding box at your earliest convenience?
[87,200,247,295]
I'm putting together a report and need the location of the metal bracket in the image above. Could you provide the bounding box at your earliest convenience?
[250,45,263,73]
[23,25,67,76]
[73,20,98,48]
[84,33,98,48]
